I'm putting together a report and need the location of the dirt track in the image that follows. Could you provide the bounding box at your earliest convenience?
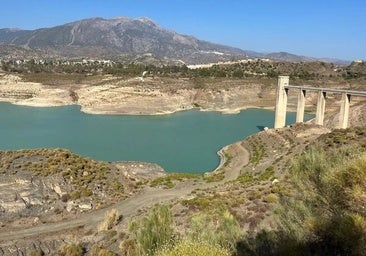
[0,186,192,242]
[0,141,249,243]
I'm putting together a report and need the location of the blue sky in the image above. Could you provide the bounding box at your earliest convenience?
[1,0,365,60]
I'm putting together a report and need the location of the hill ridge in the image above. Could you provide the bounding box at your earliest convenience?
[0,16,350,65]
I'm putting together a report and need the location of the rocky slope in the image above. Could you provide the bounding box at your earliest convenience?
[0,148,165,231]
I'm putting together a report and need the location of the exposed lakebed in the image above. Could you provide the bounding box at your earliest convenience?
[0,102,311,173]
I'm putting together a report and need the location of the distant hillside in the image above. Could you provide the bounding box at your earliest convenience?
[263,52,316,62]
[0,17,252,64]
[0,17,350,65]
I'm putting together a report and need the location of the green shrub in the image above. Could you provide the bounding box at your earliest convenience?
[155,239,230,256]
[60,243,83,256]
[251,144,265,166]
[203,171,225,182]
[119,238,139,256]
[81,187,93,197]
[276,145,366,254]
[223,151,232,167]
[129,204,173,255]
[98,209,120,232]
[150,173,200,188]
[90,246,117,256]
[258,166,275,181]
[70,191,81,200]
[29,250,44,256]
[265,193,278,203]
[150,177,174,188]
[182,195,217,210]
[236,172,254,183]
[188,208,242,251]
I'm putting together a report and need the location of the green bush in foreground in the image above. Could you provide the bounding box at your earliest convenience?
[155,239,230,256]
[276,145,366,255]
[188,208,242,251]
[237,144,366,255]
[90,246,118,256]
[98,208,120,232]
[59,243,84,256]
[129,204,173,255]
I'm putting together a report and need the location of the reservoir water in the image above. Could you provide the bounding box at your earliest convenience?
[0,102,311,173]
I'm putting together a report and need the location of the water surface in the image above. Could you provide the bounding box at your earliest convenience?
[0,102,311,173]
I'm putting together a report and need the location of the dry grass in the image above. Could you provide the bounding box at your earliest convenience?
[98,209,120,232]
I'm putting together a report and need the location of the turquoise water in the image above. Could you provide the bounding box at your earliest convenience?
[0,102,311,173]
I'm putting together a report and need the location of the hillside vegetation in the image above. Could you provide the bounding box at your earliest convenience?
[41,126,365,256]
[120,127,366,256]
[1,59,366,85]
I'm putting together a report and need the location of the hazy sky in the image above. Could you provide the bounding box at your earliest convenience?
[1,0,365,60]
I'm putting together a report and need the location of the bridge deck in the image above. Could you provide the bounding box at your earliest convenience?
[285,85,366,97]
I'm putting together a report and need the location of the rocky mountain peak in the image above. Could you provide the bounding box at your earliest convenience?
[0,16,349,65]
[0,16,249,64]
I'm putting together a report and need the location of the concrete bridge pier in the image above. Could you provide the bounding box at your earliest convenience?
[339,93,351,129]
[315,91,326,125]
[274,76,366,129]
[274,76,289,128]
[296,89,306,123]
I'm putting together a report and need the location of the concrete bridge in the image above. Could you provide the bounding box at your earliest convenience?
[274,76,366,129]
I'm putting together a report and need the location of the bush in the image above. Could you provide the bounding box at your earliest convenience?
[119,238,139,256]
[59,243,83,256]
[188,208,242,251]
[264,193,278,203]
[258,166,275,181]
[236,172,254,183]
[29,250,44,256]
[129,204,173,255]
[276,145,366,255]
[98,209,120,232]
[90,246,118,256]
[155,239,231,256]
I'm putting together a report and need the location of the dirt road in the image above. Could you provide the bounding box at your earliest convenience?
[0,186,193,242]
[0,141,249,243]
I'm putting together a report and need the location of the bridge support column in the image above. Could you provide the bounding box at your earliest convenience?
[274,76,289,128]
[296,89,306,123]
[339,93,351,129]
[315,91,326,125]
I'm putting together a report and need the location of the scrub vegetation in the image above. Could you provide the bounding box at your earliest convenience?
[150,173,201,189]
[238,127,366,255]
[113,127,366,255]
[0,148,126,201]
[2,59,366,84]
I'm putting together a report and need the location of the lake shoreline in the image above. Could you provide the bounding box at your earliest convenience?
[2,99,276,116]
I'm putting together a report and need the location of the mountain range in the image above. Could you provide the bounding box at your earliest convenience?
[0,17,349,65]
